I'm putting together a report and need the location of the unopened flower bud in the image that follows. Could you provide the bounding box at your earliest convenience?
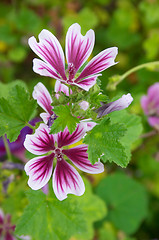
[79,101,89,111]
[96,93,133,118]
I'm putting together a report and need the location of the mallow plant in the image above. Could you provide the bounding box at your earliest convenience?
[1,22,154,240]
[24,23,133,200]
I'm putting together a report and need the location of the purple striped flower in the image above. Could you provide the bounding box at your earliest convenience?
[33,81,69,127]
[0,209,16,240]
[96,93,133,118]
[24,123,104,200]
[141,83,159,127]
[29,23,118,91]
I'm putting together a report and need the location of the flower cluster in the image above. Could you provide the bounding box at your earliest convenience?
[24,23,133,201]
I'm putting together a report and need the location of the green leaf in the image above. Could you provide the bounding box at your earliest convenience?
[0,24,17,45]
[0,84,37,142]
[83,82,109,109]
[83,118,128,167]
[73,179,107,240]
[63,8,99,35]
[134,135,159,177]
[1,174,28,222]
[8,46,27,63]
[109,110,143,162]
[104,3,141,50]
[96,173,148,234]
[15,8,41,33]
[0,80,27,98]
[15,179,107,240]
[143,30,159,60]
[98,222,116,240]
[50,105,79,134]
[139,1,159,26]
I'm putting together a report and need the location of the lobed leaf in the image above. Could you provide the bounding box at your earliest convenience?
[50,105,80,134]
[109,110,143,162]
[84,118,128,167]
[96,173,148,234]
[0,84,37,142]
[15,179,107,240]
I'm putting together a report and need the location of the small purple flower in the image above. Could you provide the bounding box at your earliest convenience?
[141,83,159,127]
[0,209,16,240]
[29,23,118,91]
[96,93,133,118]
[24,123,104,200]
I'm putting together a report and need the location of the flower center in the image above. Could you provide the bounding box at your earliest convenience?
[55,148,63,161]
[47,113,57,127]
[67,63,76,81]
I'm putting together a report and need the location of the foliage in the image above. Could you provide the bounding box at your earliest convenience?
[84,118,127,166]
[109,110,143,161]
[15,180,106,240]
[1,0,159,239]
[50,105,80,134]
[0,82,36,141]
[96,173,148,234]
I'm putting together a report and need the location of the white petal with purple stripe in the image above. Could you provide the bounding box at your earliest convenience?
[57,122,87,148]
[55,80,70,98]
[29,29,66,80]
[77,47,118,81]
[74,75,99,91]
[33,82,53,114]
[33,58,61,80]
[24,124,55,155]
[63,145,104,174]
[25,153,54,190]
[65,23,95,73]
[40,112,51,124]
[53,159,85,201]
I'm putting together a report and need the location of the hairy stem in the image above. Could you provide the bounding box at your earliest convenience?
[107,61,159,90]
[119,61,159,84]
[120,61,159,82]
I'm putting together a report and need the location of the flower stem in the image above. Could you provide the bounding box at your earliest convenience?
[107,61,159,90]
[25,122,36,130]
[119,61,159,83]
[69,86,71,96]
[2,135,12,161]
[140,130,158,139]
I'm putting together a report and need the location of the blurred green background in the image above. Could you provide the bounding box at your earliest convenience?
[1,0,159,89]
[1,0,159,239]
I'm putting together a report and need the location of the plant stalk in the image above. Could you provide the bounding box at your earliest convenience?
[119,61,159,84]
[2,135,12,161]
